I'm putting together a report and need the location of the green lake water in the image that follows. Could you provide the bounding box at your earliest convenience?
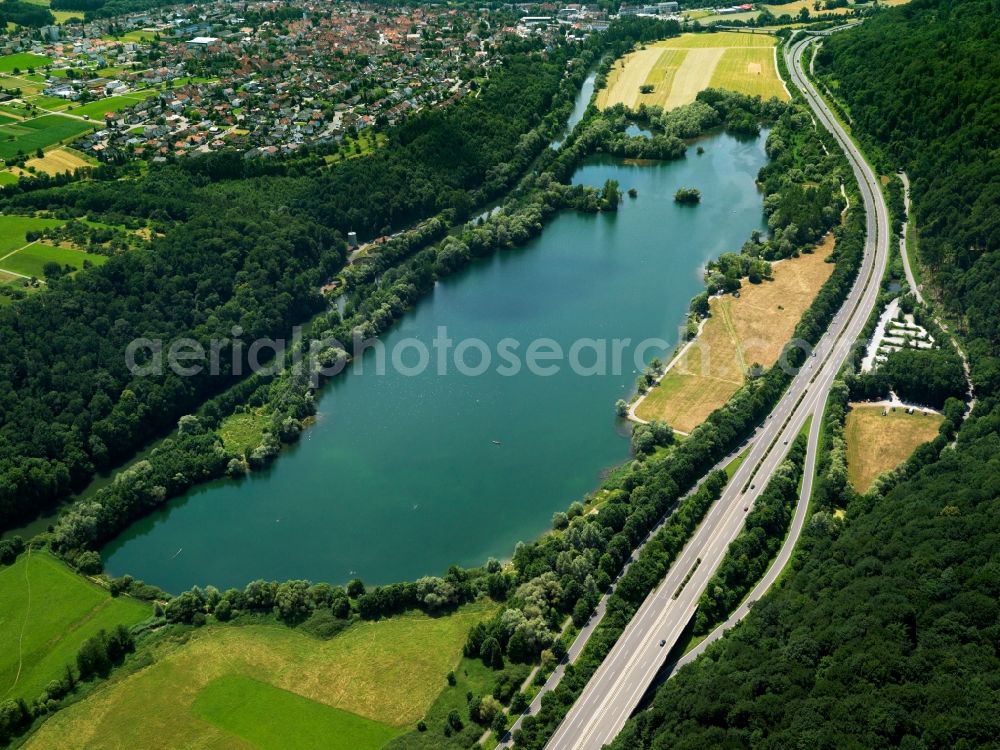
[103,131,770,592]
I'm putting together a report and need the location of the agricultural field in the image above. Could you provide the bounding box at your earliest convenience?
[23,602,495,750]
[0,114,95,160]
[26,94,73,111]
[636,234,836,432]
[763,0,911,17]
[597,32,788,111]
[21,146,93,175]
[0,551,151,705]
[708,46,788,101]
[844,404,944,492]
[0,53,52,73]
[695,10,762,24]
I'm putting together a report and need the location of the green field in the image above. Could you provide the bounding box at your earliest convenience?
[0,115,94,160]
[193,675,400,750]
[26,94,72,111]
[0,242,107,278]
[25,602,495,749]
[708,46,788,101]
[0,53,52,73]
[219,411,267,457]
[70,91,160,120]
[102,29,157,43]
[0,551,151,705]
[0,215,65,254]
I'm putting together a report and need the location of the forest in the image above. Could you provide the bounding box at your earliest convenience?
[0,0,54,27]
[815,0,1000,394]
[608,3,1000,748]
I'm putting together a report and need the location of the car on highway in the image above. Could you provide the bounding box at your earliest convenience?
[658,639,666,647]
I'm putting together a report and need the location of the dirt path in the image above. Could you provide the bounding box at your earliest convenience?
[4,546,33,698]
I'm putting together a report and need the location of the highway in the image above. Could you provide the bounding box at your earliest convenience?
[542,29,890,750]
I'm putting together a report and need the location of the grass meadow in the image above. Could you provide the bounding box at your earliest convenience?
[218,411,268,457]
[0,242,107,278]
[193,675,400,750]
[0,551,150,705]
[0,215,65,254]
[24,601,496,750]
[0,53,52,73]
[70,91,160,120]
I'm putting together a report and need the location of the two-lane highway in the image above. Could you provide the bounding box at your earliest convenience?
[543,29,890,750]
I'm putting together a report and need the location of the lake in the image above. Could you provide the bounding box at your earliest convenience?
[103,130,770,592]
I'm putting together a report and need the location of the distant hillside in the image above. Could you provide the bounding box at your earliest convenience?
[816,0,1000,393]
[610,2,1000,748]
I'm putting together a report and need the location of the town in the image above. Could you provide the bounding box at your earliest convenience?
[0,0,612,170]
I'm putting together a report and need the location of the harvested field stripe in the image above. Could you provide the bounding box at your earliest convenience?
[640,49,687,108]
[599,46,665,109]
[663,48,726,110]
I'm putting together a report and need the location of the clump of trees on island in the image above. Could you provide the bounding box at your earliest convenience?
[673,187,701,204]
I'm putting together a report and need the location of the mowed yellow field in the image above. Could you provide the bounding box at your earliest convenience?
[764,0,853,15]
[709,47,788,102]
[598,32,788,111]
[844,404,943,493]
[23,147,92,175]
[636,235,835,432]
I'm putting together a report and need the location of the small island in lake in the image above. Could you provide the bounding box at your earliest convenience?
[674,187,701,204]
